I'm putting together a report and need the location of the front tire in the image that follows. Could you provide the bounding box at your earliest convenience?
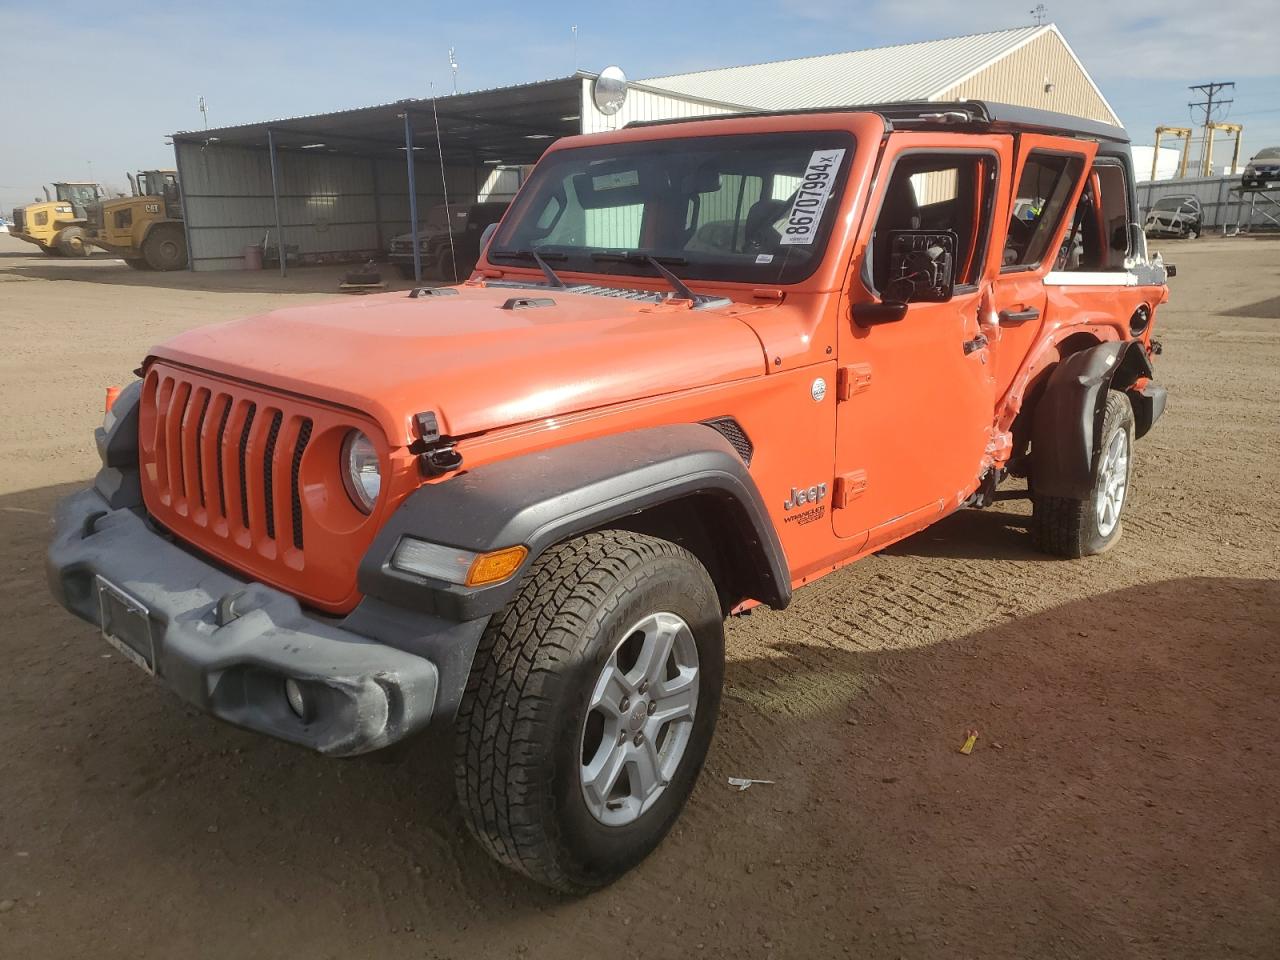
[1032,389,1136,557]
[142,223,187,270]
[454,530,724,893]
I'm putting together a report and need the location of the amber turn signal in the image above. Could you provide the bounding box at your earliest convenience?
[465,546,529,586]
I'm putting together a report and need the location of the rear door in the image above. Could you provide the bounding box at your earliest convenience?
[831,133,1010,547]
[986,136,1096,400]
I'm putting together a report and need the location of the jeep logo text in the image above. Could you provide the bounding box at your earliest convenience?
[784,483,827,511]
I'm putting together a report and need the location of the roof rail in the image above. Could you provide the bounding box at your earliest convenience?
[626,99,1128,143]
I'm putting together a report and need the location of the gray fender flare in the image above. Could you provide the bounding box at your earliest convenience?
[1031,340,1154,500]
[357,423,791,621]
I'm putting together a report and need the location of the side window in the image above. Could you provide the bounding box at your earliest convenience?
[869,153,996,294]
[1059,162,1131,272]
[1003,153,1085,269]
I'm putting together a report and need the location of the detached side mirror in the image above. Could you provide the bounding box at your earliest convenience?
[852,301,908,326]
[883,229,957,304]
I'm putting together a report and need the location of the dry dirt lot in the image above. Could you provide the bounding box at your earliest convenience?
[0,233,1277,959]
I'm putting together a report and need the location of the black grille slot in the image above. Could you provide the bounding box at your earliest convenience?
[703,417,754,466]
[290,420,313,549]
[238,403,257,528]
[192,392,211,508]
[214,400,231,517]
[262,411,283,540]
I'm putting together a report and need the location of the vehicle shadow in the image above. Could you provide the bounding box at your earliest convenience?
[4,479,1276,958]
[882,500,1048,562]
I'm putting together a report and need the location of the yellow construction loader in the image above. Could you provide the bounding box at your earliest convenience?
[85,169,188,270]
[9,182,103,257]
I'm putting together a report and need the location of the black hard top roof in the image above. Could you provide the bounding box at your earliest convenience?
[628,99,1129,144]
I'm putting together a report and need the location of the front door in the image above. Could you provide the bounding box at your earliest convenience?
[832,134,1010,547]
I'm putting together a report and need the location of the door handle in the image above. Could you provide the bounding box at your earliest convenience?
[998,306,1040,324]
[962,334,988,355]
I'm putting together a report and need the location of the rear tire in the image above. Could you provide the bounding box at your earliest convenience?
[142,223,187,271]
[124,258,152,271]
[454,530,724,893]
[1032,389,1136,557]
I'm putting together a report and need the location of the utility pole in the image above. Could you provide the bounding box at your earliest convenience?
[1188,81,1234,176]
[198,95,209,129]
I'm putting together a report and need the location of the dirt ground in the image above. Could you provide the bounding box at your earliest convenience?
[1,233,1277,959]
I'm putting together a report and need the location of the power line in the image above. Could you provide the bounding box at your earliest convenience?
[1188,81,1234,175]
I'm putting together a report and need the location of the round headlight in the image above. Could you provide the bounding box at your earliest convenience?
[341,430,381,513]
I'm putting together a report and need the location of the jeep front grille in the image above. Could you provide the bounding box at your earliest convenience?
[138,362,385,612]
[142,376,309,552]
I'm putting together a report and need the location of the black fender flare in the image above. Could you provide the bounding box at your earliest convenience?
[357,423,792,621]
[1031,340,1154,500]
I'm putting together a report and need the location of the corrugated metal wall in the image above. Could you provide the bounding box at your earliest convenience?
[579,79,735,135]
[176,141,482,271]
[938,30,1118,125]
[1137,175,1273,230]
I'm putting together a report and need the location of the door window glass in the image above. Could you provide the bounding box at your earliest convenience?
[1003,153,1085,269]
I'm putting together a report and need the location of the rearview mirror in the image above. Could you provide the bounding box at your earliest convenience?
[884,229,957,303]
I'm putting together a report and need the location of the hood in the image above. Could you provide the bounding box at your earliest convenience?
[150,284,769,444]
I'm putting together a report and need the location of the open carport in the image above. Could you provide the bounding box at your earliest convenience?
[170,74,736,278]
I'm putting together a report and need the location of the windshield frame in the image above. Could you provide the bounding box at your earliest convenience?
[488,130,859,287]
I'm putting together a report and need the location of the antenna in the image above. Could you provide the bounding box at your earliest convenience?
[430,82,459,282]
[1030,3,1047,25]
[448,48,459,95]
[571,24,578,71]
[198,95,209,129]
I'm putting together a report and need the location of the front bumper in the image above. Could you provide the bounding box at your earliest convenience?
[47,487,444,756]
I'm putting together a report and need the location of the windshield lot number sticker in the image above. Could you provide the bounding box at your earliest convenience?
[780,149,845,246]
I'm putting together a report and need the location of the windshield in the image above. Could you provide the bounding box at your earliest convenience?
[1151,196,1191,211]
[491,131,856,285]
[56,184,99,208]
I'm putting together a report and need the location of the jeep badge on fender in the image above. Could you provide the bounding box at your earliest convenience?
[47,100,1168,894]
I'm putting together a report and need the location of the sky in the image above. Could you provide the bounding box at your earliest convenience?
[2,0,1278,214]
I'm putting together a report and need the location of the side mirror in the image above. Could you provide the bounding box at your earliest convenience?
[852,301,908,327]
[884,229,957,303]
[479,222,499,255]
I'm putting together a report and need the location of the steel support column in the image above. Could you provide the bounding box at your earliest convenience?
[267,128,286,278]
[403,112,422,284]
[170,141,198,272]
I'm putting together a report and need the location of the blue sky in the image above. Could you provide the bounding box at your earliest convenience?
[2,0,1277,213]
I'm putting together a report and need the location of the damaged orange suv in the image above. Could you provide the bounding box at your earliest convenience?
[49,101,1169,892]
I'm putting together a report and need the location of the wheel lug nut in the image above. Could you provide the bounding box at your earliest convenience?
[619,730,628,744]
[647,702,656,715]
[639,680,649,693]
[633,733,644,746]
[619,696,630,712]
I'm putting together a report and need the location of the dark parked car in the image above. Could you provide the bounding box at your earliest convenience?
[1144,195,1202,239]
[1242,147,1280,189]
[422,199,506,280]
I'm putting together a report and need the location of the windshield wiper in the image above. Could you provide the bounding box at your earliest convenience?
[488,248,568,287]
[589,252,723,307]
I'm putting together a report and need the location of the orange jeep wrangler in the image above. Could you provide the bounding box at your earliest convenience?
[48,101,1169,892]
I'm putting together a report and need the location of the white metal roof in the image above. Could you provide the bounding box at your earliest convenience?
[641,25,1047,111]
